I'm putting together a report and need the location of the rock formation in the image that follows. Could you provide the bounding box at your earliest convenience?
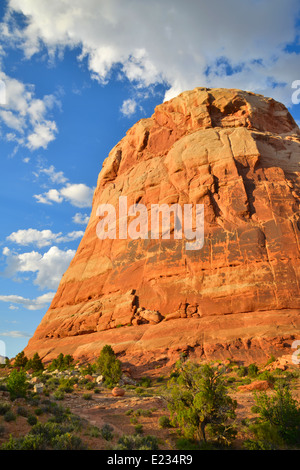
[24,87,300,369]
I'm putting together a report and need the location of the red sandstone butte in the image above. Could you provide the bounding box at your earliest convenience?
[24,87,300,369]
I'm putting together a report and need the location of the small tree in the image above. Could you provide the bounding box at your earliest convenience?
[96,345,122,387]
[166,361,237,446]
[26,353,44,373]
[246,384,300,449]
[14,351,28,369]
[48,353,74,371]
[6,368,28,400]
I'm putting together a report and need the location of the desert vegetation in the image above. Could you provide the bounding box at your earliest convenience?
[0,346,299,450]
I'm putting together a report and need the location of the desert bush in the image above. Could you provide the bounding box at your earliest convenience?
[27,414,38,426]
[245,384,300,449]
[96,345,122,387]
[134,424,143,435]
[47,353,74,371]
[13,351,28,369]
[58,378,74,393]
[53,390,65,401]
[247,363,259,378]
[158,415,172,428]
[130,416,138,424]
[83,393,93,400]
[46,377,60,391]
[87,425,100,438]
[175,437,212,450]
[6,368,28,400]
[166,361,237,446]
[133,408,152,417]
[236,366,248,377]
[1,421,86,450]
[100,424,114,441]
[4,410,16,422]
[51,432,86,450]
[0,402,11,415]
[257,370,275,384]
[26,353,44,373]
[17,406,28,417]
[114,434,159,450]
[139,376,152,387]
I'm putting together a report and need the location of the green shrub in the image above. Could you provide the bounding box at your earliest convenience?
[85,382,95,390]
[51,433,86,450]
[236,366,247,377]
[13,351,28,369]
[158,415,172,428]
[96,345,122,387]
[1,421,86,450]
[17,406,28,417]
[139,376,152,387]
[130,417,138,424]
[134,424,143,435]
[58,378,74,393]
[245,384,300,449]
[46,377,60,391]
[53,390,65,401]
[247,363,259,378]
[83,393,92,400]
[100,424,114,441]
[133,408,152,417]
[4,410,16,422]
[26,353,44,373]
[257,370,275,384]
[166,361,237,446]
[0,402,11,415]
[27,414,38,426]
[47,353,74,372]
[87,425,100,438]
[114,434,159,450]
[176,438,204,450]
[6,368,28,400]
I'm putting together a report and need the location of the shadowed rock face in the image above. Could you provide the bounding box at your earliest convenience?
[24,87,300,369]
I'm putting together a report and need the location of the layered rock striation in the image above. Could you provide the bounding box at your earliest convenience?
[24,87,300,367]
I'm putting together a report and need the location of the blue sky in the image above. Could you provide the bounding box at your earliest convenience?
[0,0,299,359]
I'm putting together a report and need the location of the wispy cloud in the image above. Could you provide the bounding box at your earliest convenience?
[0,292,55,311]
[0,330,32,338]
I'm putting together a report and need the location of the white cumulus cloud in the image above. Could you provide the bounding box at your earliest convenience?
[72,212,90,225]
[2,246,75,290]
[7,228,84,248]
[1,0,300,107]
[0,71,60,150]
